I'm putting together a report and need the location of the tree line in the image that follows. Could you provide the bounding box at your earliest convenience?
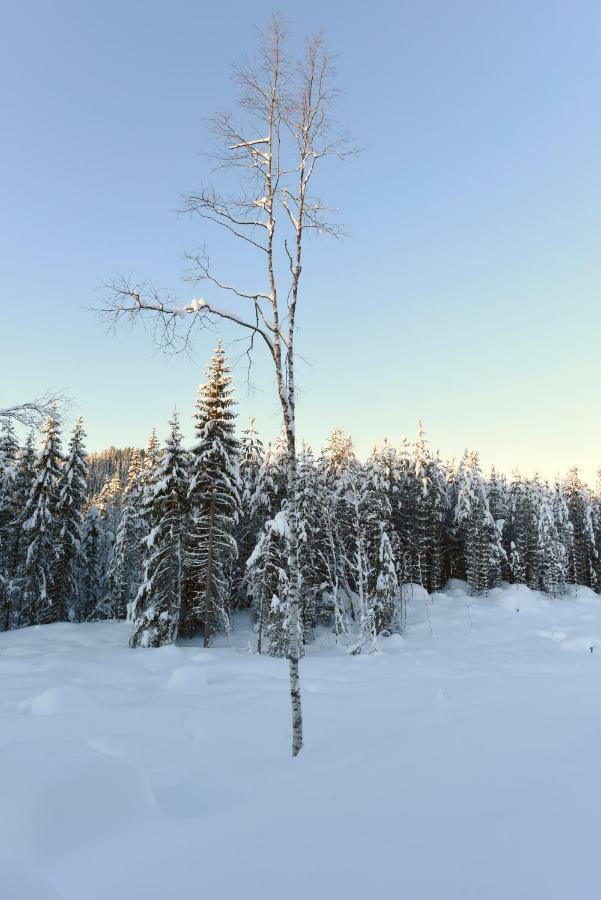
[1,342,600,654]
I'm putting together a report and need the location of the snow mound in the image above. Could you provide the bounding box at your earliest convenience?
[560,636,601,654]
[0,658,39,675]
[28,684,97,716]
[88,734,162,764]
[163,665,209,691]
[191,651,218,663]
[497,584,547,615]
[136,643,187,670]
[0,741,157,857]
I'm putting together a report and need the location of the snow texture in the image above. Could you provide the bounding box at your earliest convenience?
[1,582,600,899]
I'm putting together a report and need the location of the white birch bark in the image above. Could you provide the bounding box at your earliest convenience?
[100,16,356,755]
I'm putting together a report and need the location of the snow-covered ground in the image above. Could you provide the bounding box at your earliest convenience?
[1,581,600,900]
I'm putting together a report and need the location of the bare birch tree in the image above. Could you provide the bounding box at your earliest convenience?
[99,16,355,756]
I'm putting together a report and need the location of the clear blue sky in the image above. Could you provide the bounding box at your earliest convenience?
[2,0,600,480]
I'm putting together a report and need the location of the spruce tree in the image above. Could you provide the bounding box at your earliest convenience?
[185,341,240,646]
[455,450,502,594]
[235,416,265,606]
[130,412,188,647]
[19,409,63,625]
[371,439,403,584]
[296,443,329,641]
[107,451,144,619]
[320,429,358,609]
[535,487,566,596]
[374,530,399,632]
[407,423,447,593]
[487,465,510,579]
[0,420,19,630]
[247,508,293,657]
[592,471,601,591]
[54,417,88,620]
[78,506,106,620]
[141,427,161,513]
[362,449,399,633]
[337,465,378,654]
[2,432,36,628]
[504,472,530,584]
[564,468,597,588]
[249,434,288,529]
[316,476,350,641]
[0,420,19,529]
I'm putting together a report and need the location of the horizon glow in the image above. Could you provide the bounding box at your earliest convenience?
[1,1,600,483]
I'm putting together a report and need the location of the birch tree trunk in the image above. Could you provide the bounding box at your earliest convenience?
[100,16,356,755]
[283,419,303,755]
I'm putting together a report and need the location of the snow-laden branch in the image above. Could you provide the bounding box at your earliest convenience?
[99,279,275,357]
[0,395,64,428]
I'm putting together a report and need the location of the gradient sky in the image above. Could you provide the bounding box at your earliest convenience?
[1,0,600,481]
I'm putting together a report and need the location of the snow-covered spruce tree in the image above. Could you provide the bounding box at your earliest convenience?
[94,469,124,583]
[130,412,188,647]
[249,433,288,530]
[247,508,293,657]
[0,420,19,629]
[592,477,601,588]
[96,469,123,529]
[444,459,464,581]
[78,506,106,620]
[407,423,447,593]
[535,486,566,596]
[374,530,399,631]
[296,443,330,641]
[185,342,240,647]
[487,465,509,578]
[141,427,161,513]
[316,475,350,642]
[563,468,597,588]
[592,471,601,591]
[234,417,265,607]
[455,450,502,595]
[487,465,508,530]
[107,450,145,619]
[524,476,547,591]
[371,439,403,579]
[552,479,573,569]
[503,472,531,584]
[54,417,88,621]
[320,429,359,614]
[336,465,379,655]
[429,452,450,589]
[362,449,399,634]
[0,419,19,517]
[1,431,36,629]
[19,408,63,625]
[393,435,415,584]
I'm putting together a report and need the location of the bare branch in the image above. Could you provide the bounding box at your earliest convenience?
[98,277,275,357]
[0,393,65,428]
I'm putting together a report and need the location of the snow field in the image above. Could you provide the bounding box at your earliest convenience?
[0,582,600,899]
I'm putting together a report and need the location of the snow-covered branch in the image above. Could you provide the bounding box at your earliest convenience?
[0,395,64,428]
[99,278,275,357]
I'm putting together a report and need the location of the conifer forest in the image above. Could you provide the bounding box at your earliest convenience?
[2,341,600,654]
